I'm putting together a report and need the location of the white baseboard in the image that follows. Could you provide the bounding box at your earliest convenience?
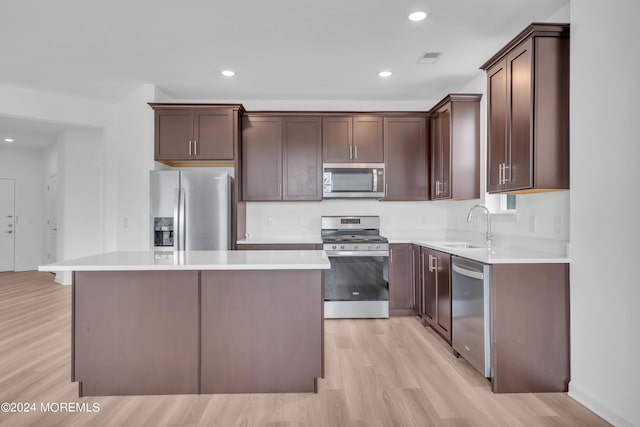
[54,271,72,285]
[15,266,38,272]
[569,382,636,427]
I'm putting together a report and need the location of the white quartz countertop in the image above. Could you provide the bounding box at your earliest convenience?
[409,240,569,264]
[237,236,322,244]
[38,250,331,272]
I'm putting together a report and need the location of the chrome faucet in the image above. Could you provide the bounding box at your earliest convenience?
[467,204,493,247]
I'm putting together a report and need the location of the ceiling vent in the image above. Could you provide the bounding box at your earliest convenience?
[417,52,441,64]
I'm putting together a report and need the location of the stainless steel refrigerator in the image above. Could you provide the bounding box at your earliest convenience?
[150,170,231,251]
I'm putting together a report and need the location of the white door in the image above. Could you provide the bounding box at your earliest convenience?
[46,176,57,262]
[0,179,16,272]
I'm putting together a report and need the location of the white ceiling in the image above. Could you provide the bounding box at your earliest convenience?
[0,0,569,103]
[0,116,82,150]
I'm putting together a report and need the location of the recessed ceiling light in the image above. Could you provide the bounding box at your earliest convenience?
[378,71,392,78]
[221,70,235,77]
[4,138,14,143]
[408,11,428,21]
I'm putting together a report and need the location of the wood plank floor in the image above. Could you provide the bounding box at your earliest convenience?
[0,271,609,427]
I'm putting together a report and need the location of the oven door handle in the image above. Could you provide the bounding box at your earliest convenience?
[324,250,389,257]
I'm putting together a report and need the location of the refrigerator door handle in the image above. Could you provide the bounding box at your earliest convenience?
[173,188,180,250]
[178,188,186,250]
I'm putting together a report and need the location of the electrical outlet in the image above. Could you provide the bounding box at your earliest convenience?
[553,216,562,235]
[529,216,536,233]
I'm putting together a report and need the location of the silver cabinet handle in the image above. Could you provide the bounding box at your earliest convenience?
[194,140,198,156]
[498,164,503,184]
[390,248,393,263]
[349,145,353,160]
[428,254,437,272]
[188,140,192,156]
[411,252,415,307]
[354,145,358,159]
[503,164,510,183]
[421,252,426,313]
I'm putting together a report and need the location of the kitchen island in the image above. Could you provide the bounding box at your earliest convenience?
[39,250,330,397]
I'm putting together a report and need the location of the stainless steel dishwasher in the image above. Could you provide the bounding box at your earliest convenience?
[451,256,491,378]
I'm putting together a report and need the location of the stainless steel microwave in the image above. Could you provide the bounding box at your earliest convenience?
[323,163,385,199]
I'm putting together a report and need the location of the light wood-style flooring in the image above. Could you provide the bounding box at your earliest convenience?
[0,271,609,426]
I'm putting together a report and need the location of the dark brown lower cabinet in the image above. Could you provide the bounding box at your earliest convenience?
[490,263,569,393]
[420,247,451,343]
[389,244,416,316]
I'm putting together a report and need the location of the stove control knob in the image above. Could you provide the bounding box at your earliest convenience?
[332,245,337,250]
[376,244,380,249]
[354,245,359,249]
[340,245,345,249]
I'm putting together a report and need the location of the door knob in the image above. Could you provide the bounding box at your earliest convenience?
[5,230,12,234]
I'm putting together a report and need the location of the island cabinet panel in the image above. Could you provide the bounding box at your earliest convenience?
[242,116,283,201]
[200,270,323,394]
[389,243,416,315]
[73,271,200,396]
[490,263,570,393]
[384,117,428,201]
[481,23,569,193]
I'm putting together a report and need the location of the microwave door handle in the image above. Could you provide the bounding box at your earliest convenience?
[373,169,378,193]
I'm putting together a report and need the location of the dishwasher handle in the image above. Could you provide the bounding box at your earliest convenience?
[452,263,484,280]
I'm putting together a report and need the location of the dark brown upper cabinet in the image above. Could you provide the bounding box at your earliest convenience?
[242,115,322,202]
[429,94,481,200]
[282,116,323,200]
[322,116,383,163]
[384,116,428,201]
[242,116,283,201]
[480,23,569,194]
[151,105,240,161]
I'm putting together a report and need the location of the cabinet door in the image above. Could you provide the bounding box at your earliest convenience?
[506,40,533,191]
[389,244,414,311]
[242,116,283,201]
[412,245,422,316]
[155,110,193,160]
[434,251,451,341]
[487,59,509,193]
[353,116,383,162]
[421,247,436,323]
[384,117,427,201]
[322,117,352,162]
[283,117,322,200]
[436,106,452,199]
[194,110,234,160]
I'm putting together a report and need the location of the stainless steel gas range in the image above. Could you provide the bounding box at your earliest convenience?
[321,216,389,318]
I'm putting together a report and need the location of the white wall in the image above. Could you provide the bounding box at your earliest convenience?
[0,146,45,270]
[569,1,640,425]
[102,84,158,252]
[55,129,104,284]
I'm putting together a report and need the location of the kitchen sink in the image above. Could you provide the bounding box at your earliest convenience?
[442,243,485,249]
